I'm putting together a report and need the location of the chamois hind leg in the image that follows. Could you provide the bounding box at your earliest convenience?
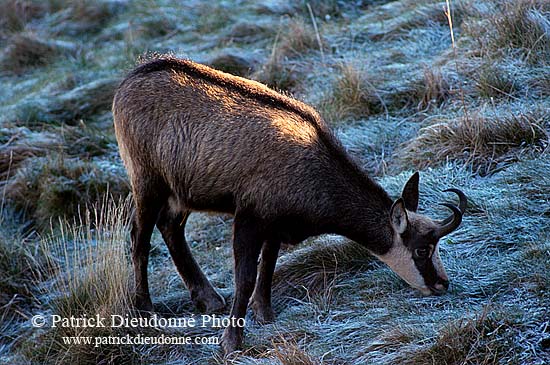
[131,184,166,312]
[250,240,280,324]
[221,212,264,355]
[156,201,225,313]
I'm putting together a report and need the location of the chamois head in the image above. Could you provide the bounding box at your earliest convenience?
[376,172,466,296]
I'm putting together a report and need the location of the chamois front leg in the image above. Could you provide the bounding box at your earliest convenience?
[221,214,263,355]
[250,240,280,324]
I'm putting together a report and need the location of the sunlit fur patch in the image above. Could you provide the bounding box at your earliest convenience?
[373,234,431,295]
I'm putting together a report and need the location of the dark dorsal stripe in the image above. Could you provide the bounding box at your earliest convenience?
[127,57,324,130]
[123,56,390,204]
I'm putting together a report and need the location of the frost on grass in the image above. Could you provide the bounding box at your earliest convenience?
[21,199,137,364]
[1,33,64,74]
[4,155,129,228]
[252,17,322,91]
[318,63,384,124]
[465,0,550,64]
[272,236,377,307]
[0,0,549,364]
[400,110,549,174]
[19,200,228,364]
[360,309,522,365]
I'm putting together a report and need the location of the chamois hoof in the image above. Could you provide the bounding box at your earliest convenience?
[221,327,242,356]
[191,288,226,313]
[250,301,275,324]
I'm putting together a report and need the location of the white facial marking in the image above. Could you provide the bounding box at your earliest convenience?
[373,236,431,295]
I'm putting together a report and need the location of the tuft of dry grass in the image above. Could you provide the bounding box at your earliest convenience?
[42,198,133,320]
[0,125,111,184]
[51,0,119,36]
[293,0,343,19]
[388,66,451,111]
[21,198,136,363]
[252,18,322,90]
[527,69,550,97]
[468,0,550,64]
[0,141,52,182]
[20,199,216,364]
[1,33,60,74]
[277,18,322,57]
[318,63,384,123]
[401,111,549,174]
[0,217,45,323]
[13,77,118,126]
[52,77,120,124]
[369,2,469,42]
[224,22,271,45]
[193,2,234,34]
[269,335,320,365]
[272,238,377,306]
[476,63,517,98]
[416,66,451,110]
[4,154,129,229]
[396,309,521,365]
[0,0,45,36]
[61,122,114,158]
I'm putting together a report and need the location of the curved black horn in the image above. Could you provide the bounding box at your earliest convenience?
[436,203,463,238]
[440,188,467,226]
[444,188,467,212]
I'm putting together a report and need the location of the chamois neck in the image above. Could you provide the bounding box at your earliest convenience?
[329,169,395,254]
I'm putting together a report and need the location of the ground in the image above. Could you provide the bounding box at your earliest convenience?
[0,0,549,364]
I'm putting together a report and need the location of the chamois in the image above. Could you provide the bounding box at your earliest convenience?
[112,57,466,354]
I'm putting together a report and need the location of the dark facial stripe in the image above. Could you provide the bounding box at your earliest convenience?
[414,256,439,287]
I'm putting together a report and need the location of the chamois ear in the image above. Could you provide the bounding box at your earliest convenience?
[401,172,419,212]
[390,198,408,235]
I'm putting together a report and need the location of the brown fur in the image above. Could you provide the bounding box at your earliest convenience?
[112,57,464,355]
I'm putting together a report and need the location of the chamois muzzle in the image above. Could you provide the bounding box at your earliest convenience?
[435,188,467,238]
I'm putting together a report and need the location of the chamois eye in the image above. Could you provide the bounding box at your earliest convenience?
[414,248,429,258]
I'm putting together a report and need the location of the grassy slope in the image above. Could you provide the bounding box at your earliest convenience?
[0,0,549,364]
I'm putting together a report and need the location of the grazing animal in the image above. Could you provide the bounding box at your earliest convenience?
[112,57,467,355]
